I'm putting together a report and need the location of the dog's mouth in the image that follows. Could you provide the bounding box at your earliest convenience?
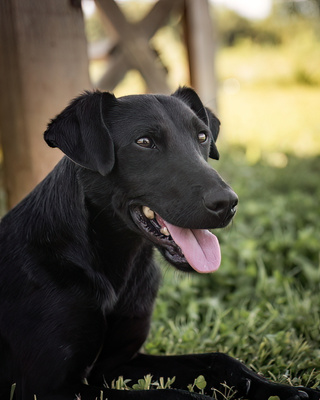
[130,206,221,274]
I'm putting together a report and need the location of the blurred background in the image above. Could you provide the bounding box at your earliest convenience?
[0,0,320,210]
[85,0,320,160]
[0,0,320,390]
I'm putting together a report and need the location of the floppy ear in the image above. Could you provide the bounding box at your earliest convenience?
[44,91,116,176]
[172,87,220,160]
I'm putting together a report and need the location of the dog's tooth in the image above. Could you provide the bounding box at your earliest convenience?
[142,206,155,220]
[160,227,170,236]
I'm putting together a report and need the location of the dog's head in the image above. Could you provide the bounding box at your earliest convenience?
[44,87,238,274]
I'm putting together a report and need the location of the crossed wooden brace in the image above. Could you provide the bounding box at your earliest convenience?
[94,0,184,93]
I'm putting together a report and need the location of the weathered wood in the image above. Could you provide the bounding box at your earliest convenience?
[95,0,172,93]
[96,0,183,91]
[139,0,184,39]
[184,0,217,108]
[0,0,91,208]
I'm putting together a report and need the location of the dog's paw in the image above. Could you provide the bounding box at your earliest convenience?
[285,390,311,400]
[247,381,320,400]
[293,387,320,400]
[262,386,320,400]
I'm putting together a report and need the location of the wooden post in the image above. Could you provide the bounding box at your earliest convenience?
[184,0,217,109]
[0,0,91,209]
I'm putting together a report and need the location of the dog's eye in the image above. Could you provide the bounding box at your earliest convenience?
[136,137,155,148]
[198,132,208,144]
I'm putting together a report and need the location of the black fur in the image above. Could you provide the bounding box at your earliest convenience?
[0,87,318,400]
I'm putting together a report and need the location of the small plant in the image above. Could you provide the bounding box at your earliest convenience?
[212,382,238,400]
[132,375,153,391]
[155,376,176,390]
[109,376,131,390]
[108,374,176,392]
[9,384,16,400]
[131,374,176,391]
[187,375,207,394]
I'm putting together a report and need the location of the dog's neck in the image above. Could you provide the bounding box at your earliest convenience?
[11,157,153,294]
[4,156,160,319]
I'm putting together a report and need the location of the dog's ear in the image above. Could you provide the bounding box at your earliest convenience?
[44,91,116,176]
[172,87,220,160]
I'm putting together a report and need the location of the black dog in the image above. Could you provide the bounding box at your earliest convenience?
[0,87,318,400]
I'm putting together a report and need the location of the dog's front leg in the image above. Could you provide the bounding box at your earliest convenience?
[107,352,320,400]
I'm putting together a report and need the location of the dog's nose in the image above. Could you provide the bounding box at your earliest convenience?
[203,189,238,223]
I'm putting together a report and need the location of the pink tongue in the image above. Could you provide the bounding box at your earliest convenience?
[160,218,221,274]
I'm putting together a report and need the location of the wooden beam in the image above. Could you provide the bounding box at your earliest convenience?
[0,0,91,208]
[96,0,183,91]
[95,0,171,94]
[97,51,129,91]
[184,0,217,108]
[139,0,184,39]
